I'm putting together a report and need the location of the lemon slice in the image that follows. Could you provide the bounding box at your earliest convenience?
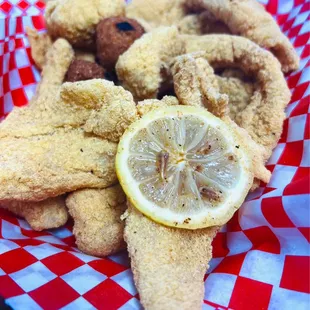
[116,106,253,229]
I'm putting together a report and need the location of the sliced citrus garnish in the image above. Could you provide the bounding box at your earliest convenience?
[116,106,253,229]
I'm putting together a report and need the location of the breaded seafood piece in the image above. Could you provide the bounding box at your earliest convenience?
[0,39,91,139]
[60,79,138,142]
[26,27,52,70]
[66,185,127,257]
[0,128,117,202]
[0,196,68,231]
[0,40,141,201]
[187,0,299,72]
[126,0,186,30]
[124,204,218,310]
[172,53,228,118]
[183,34,291,153]
[45,0,125,48]
[116,27,185,100]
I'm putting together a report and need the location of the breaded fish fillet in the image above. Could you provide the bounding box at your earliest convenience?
[66,185,127,257]
[60,79,138,142]
[0,128,117,201]
[116,27,185,100]
[124,205,218,310]
[26,27,53,70]
[0,197,68,231]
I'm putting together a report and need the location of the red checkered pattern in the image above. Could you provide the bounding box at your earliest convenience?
[0,1,309,309]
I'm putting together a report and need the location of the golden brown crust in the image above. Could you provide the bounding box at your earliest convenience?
[124,204,218,310]
[116,27,185,100]
[26,27,52,70]
[172,53,228,118]
[183,34,291,153]
[216,69,256,122]
[186,0,299,72]
[0,197,68,231]
[45,0,125,48]
[0,128,117,201]
[0,40,142,201]
[66,185,126,257]
[60,79,138,142]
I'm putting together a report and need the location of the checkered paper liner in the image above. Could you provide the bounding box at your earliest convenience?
[0,0,309,309]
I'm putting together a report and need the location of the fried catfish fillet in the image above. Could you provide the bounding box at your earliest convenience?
[66,185,127,257]
[0,128,117,201]
[0,39,140,202]
[124,204,218,310]
[116,27,185,100]
[186,0,299,72]
[26,27,53,70]
[0,196,68,231]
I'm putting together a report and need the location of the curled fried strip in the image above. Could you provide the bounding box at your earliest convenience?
[186,0,299,72]
[183,34,291,154]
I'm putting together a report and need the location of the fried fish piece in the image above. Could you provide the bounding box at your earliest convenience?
[66,185,127,257]
[186,0,299,72]
[116,27,185,100]
[0,39,91,139]
[0,128,117,202]
[60,79,138,142]
[26,27,53,70]
[45,0,125,48]
[0,39,142,201]
[183,34,291,153]
[124,204,218,310]
[0,197,68,231]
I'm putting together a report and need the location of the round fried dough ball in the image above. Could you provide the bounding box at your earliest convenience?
[66,59,105,82]
[96,17,145,71]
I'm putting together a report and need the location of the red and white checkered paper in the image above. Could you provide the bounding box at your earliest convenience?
[0,0,309,309]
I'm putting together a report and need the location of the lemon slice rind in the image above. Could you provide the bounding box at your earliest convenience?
[116,106,253,229]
